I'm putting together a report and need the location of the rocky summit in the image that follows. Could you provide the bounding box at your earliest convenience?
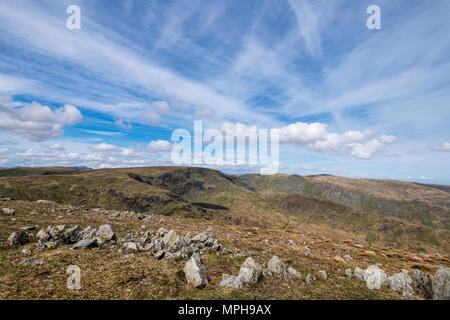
[0,167,448,300]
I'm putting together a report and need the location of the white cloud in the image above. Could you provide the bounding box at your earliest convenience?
[47,143,66,151]
[148,140,172,151]
[220,121,396,159]
[432,142,450,152]
[91,143,136,157]
[0,99,82,141]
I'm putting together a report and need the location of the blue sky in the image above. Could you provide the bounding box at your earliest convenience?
[0,0,449,183]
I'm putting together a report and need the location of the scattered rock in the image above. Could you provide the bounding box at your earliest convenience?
[305,273,315,284]
[22,258,45,266]
[2,208,15,215]
[354,243,364,248]
[8,230,29,246]
[220,257,263,289]
[432,267,450,300]
[124,254,135,259]
[267,256,287,277]
[21,248,32,256]
[317,270,327,280]
[287,267,302,280]
[97,224,116,242]
[184,253,208,288]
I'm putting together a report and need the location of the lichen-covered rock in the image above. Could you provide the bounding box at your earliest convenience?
[219,275,244,289]
[37,239,59,251]
[49,225,66,239]
[184,253,208,288]
[8,230,29,246]
[388,270,413,295]
[97,224,116,241]
[238,257,262,285]
[364,265,389,290]
[411,269,433,299]
[36,227,52,241]
[267,256,287,276]
[432,267,450,300]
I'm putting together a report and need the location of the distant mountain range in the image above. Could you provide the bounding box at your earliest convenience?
[0,166,448,253]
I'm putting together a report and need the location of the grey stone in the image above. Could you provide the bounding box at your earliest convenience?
[365,265,389,290]
[318,270,327,280]
[388,271,413,295]
[432,267,450,300]
[97,224,116,241]
[8,230,29,246]
[219,275,244,289]
[37,239,59,251]
[184,253,208,288]
[22,258,45,266]
[287,267,302,279]
[267,256,287,276]
[73,238,97,249]
[305,273,315,284]
[36,227,52,241]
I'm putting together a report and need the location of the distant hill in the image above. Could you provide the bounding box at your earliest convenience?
[0,166,448,253]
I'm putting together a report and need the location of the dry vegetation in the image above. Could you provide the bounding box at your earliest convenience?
[1,198,448,300]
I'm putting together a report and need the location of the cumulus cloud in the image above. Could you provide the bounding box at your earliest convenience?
[432,142,450,152]
[148,139,173,151]
[219,122,397,159]
[91,143,136,157]
[0,100,82,141]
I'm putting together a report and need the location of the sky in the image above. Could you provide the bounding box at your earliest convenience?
[0,0,449,184]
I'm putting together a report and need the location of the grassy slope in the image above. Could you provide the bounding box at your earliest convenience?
[2,199,448,300]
